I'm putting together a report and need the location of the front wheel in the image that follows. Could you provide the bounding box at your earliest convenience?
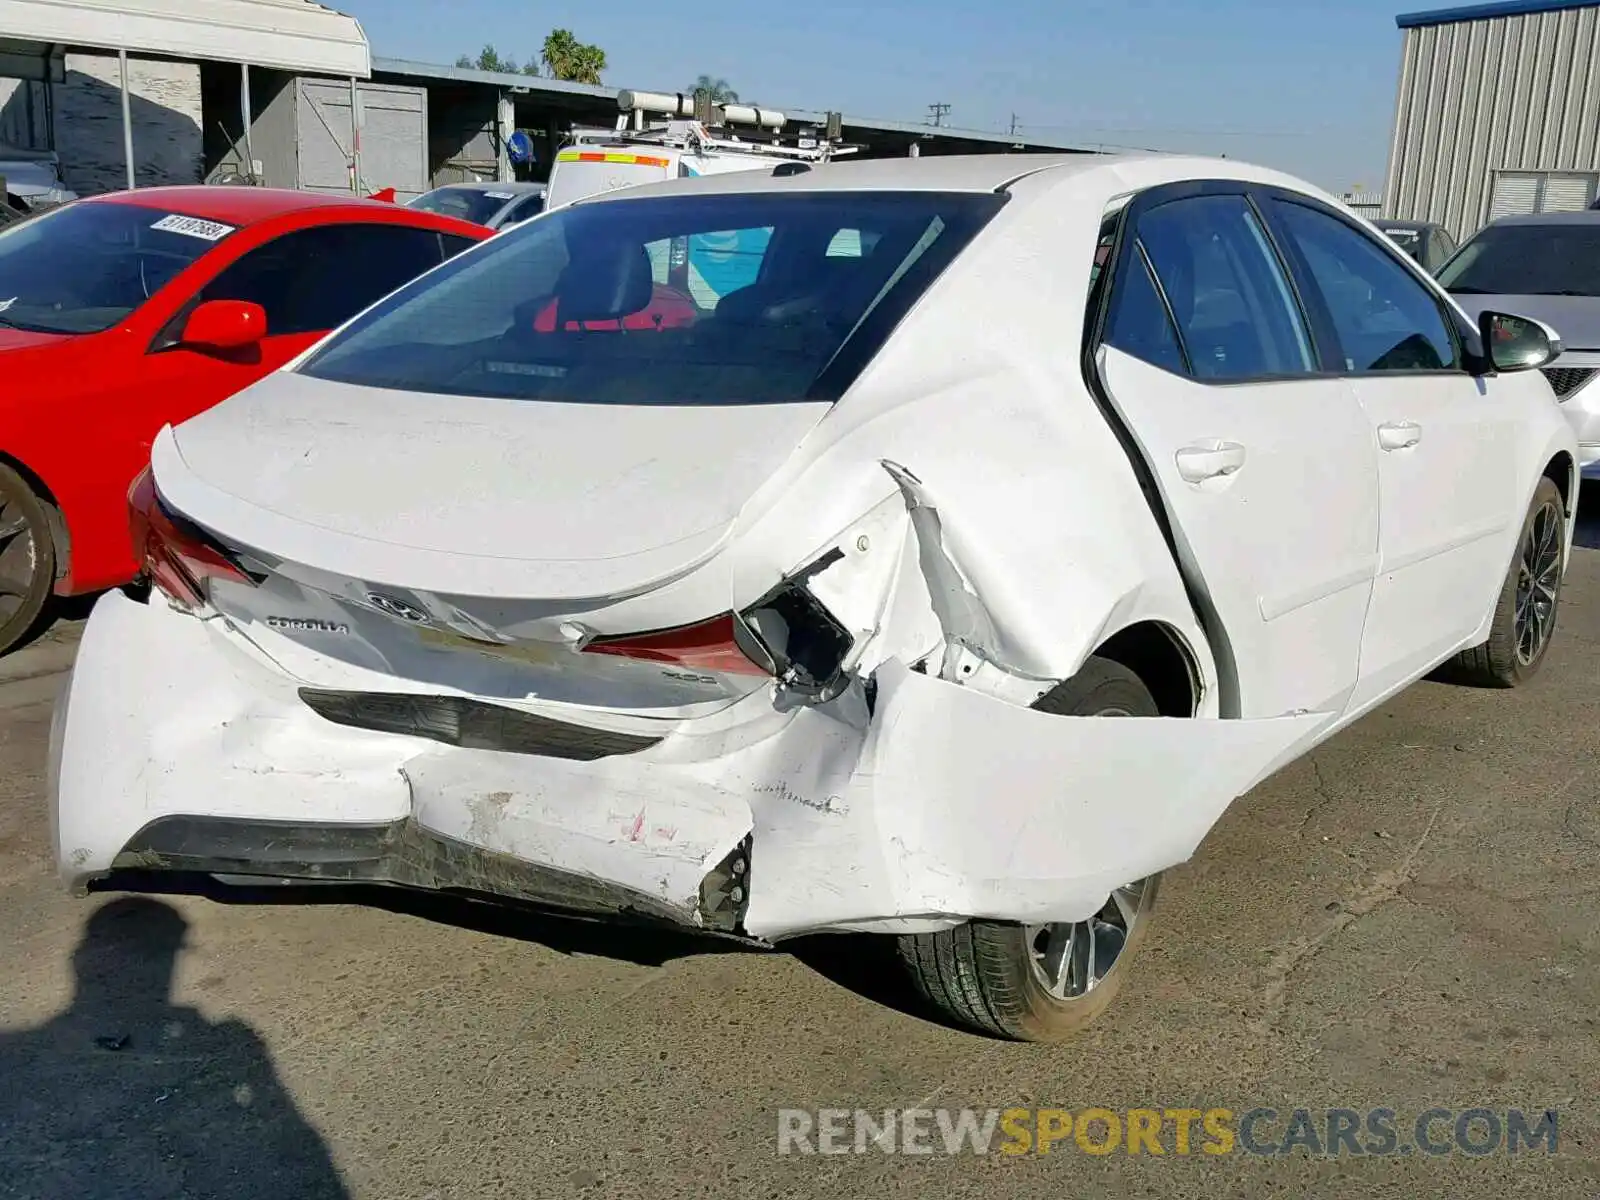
[896,657,1163,1042]
[1444,476,1565,688]
[0,463,55,657]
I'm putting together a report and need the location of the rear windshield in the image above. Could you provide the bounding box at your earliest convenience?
[410,187,515,226]
[299,190,1005,405]
[1438,222,1600,296]
[0,201,231,334]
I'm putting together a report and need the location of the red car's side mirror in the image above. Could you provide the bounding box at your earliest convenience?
[180,300,266,351]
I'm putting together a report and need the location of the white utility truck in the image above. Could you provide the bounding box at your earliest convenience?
[544,90,858,212]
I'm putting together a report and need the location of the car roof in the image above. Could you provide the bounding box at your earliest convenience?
[424,181,546,194]
[1379,220,1439,232]
[570,151,1330,206]
[1489,210,1600,227]
[90,185,484,230]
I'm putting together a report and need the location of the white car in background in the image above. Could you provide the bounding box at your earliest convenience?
[51,153,1577,1042]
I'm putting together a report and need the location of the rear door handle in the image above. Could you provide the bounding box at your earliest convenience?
[1174,441,1247,483]
[1377,421,1422,451]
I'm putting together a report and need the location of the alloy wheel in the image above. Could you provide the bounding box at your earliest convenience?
[0,489,39,626]
[1022,702,1153,1002]
[1514,499,1563,667]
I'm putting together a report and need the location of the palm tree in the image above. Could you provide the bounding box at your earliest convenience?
[689,75,739,104]
[542,29,607,85]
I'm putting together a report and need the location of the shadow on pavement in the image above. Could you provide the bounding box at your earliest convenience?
[101,870,758,968]
[0,898,349,1200]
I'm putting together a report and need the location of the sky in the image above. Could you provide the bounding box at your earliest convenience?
[338,0,1423,193]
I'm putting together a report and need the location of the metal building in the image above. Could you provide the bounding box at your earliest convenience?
[1384,0,1600,237]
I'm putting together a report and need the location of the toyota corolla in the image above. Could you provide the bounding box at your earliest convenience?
[50,154,1577,1041]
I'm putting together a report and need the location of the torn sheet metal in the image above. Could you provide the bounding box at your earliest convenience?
[58,593,1324,945]
[878,459,1054,703]
[742,660,1331,938]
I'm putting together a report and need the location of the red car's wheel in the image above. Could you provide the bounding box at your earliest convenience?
[0,463,55,656]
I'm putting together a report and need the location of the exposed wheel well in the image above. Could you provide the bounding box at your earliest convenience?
[0,451,69,582]
[1092,622,1200,717]
[1544,451,1576,515]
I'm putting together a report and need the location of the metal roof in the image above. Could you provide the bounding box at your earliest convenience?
[1396,0,1599,29]
[372,56,1093,153]
[0,0,370,76]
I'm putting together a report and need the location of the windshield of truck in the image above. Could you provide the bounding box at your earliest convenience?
[299,190,1006,405]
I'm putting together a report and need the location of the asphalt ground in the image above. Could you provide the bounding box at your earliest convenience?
[4,511,1600,1198]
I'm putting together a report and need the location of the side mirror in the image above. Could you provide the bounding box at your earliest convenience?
[180,299,266,351]
[1479,310,1562,373]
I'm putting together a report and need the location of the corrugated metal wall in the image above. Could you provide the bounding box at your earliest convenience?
[1384,4,1600,237]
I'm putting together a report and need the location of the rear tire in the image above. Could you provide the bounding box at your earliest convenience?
[1445,476,1565,688]
[896,657,1163,1042]
[0,463,55,657]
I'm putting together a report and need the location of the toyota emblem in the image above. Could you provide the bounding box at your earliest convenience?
[366,592,430,624]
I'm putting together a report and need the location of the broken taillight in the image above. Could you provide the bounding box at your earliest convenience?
[581,577,854,701]
[128,466,256,610]
[581,613,774,677]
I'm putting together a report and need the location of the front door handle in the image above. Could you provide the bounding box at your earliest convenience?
[1377,421,1422,451]
[1175,440,1247,483]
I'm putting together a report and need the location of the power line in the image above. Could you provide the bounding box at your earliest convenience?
[1015,122,1315,139]
[926,102,951,127]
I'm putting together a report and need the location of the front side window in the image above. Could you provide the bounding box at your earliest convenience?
[1274,201,1459,373]
[299,190,1005,405]
[499,193,546,225]
[1436,220,1600,298]
[200,224,457,337]
[1124,194,1316,382]
[0,201,230,334]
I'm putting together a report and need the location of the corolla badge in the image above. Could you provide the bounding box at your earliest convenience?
[366,592,431,624]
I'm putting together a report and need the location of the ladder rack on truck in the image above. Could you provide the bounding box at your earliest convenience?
[545,91,859,210]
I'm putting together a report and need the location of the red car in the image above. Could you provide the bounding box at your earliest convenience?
[0,186,490,654]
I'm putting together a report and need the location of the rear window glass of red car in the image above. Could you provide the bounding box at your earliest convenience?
[298,190,1006,405]
[0,202,234,334]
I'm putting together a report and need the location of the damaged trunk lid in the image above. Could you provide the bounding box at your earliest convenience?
[152,373,832,713]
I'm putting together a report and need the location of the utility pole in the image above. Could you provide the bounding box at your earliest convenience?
[926,102,950,127]
[1009,113,1019,136]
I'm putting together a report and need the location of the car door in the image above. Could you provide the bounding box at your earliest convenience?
[1264,197,1523,712]
[1093,185,1380,721]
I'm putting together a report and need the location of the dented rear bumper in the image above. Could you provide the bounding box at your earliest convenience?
[51,591,1328,940]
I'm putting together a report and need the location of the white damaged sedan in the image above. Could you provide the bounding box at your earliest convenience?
[51,154,1578,1041]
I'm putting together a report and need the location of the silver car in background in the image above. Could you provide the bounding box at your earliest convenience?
[408,181,547,231]
[1440,211,1600,476]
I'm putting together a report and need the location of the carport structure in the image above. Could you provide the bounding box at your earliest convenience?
[0,0,369,189]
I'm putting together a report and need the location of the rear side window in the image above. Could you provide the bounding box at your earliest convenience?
[201,223,456,336]
[1111,195,1315,382]
[1273,201,1459,373]
[1105,249,1187,375]
[298,191,1006,405]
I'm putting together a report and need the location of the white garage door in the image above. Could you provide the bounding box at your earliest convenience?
[1489,170,1597,221]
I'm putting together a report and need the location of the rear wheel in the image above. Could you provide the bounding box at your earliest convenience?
[897,657,1164,1042]
[0,463,55,656]
[1445,476,1565,688]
